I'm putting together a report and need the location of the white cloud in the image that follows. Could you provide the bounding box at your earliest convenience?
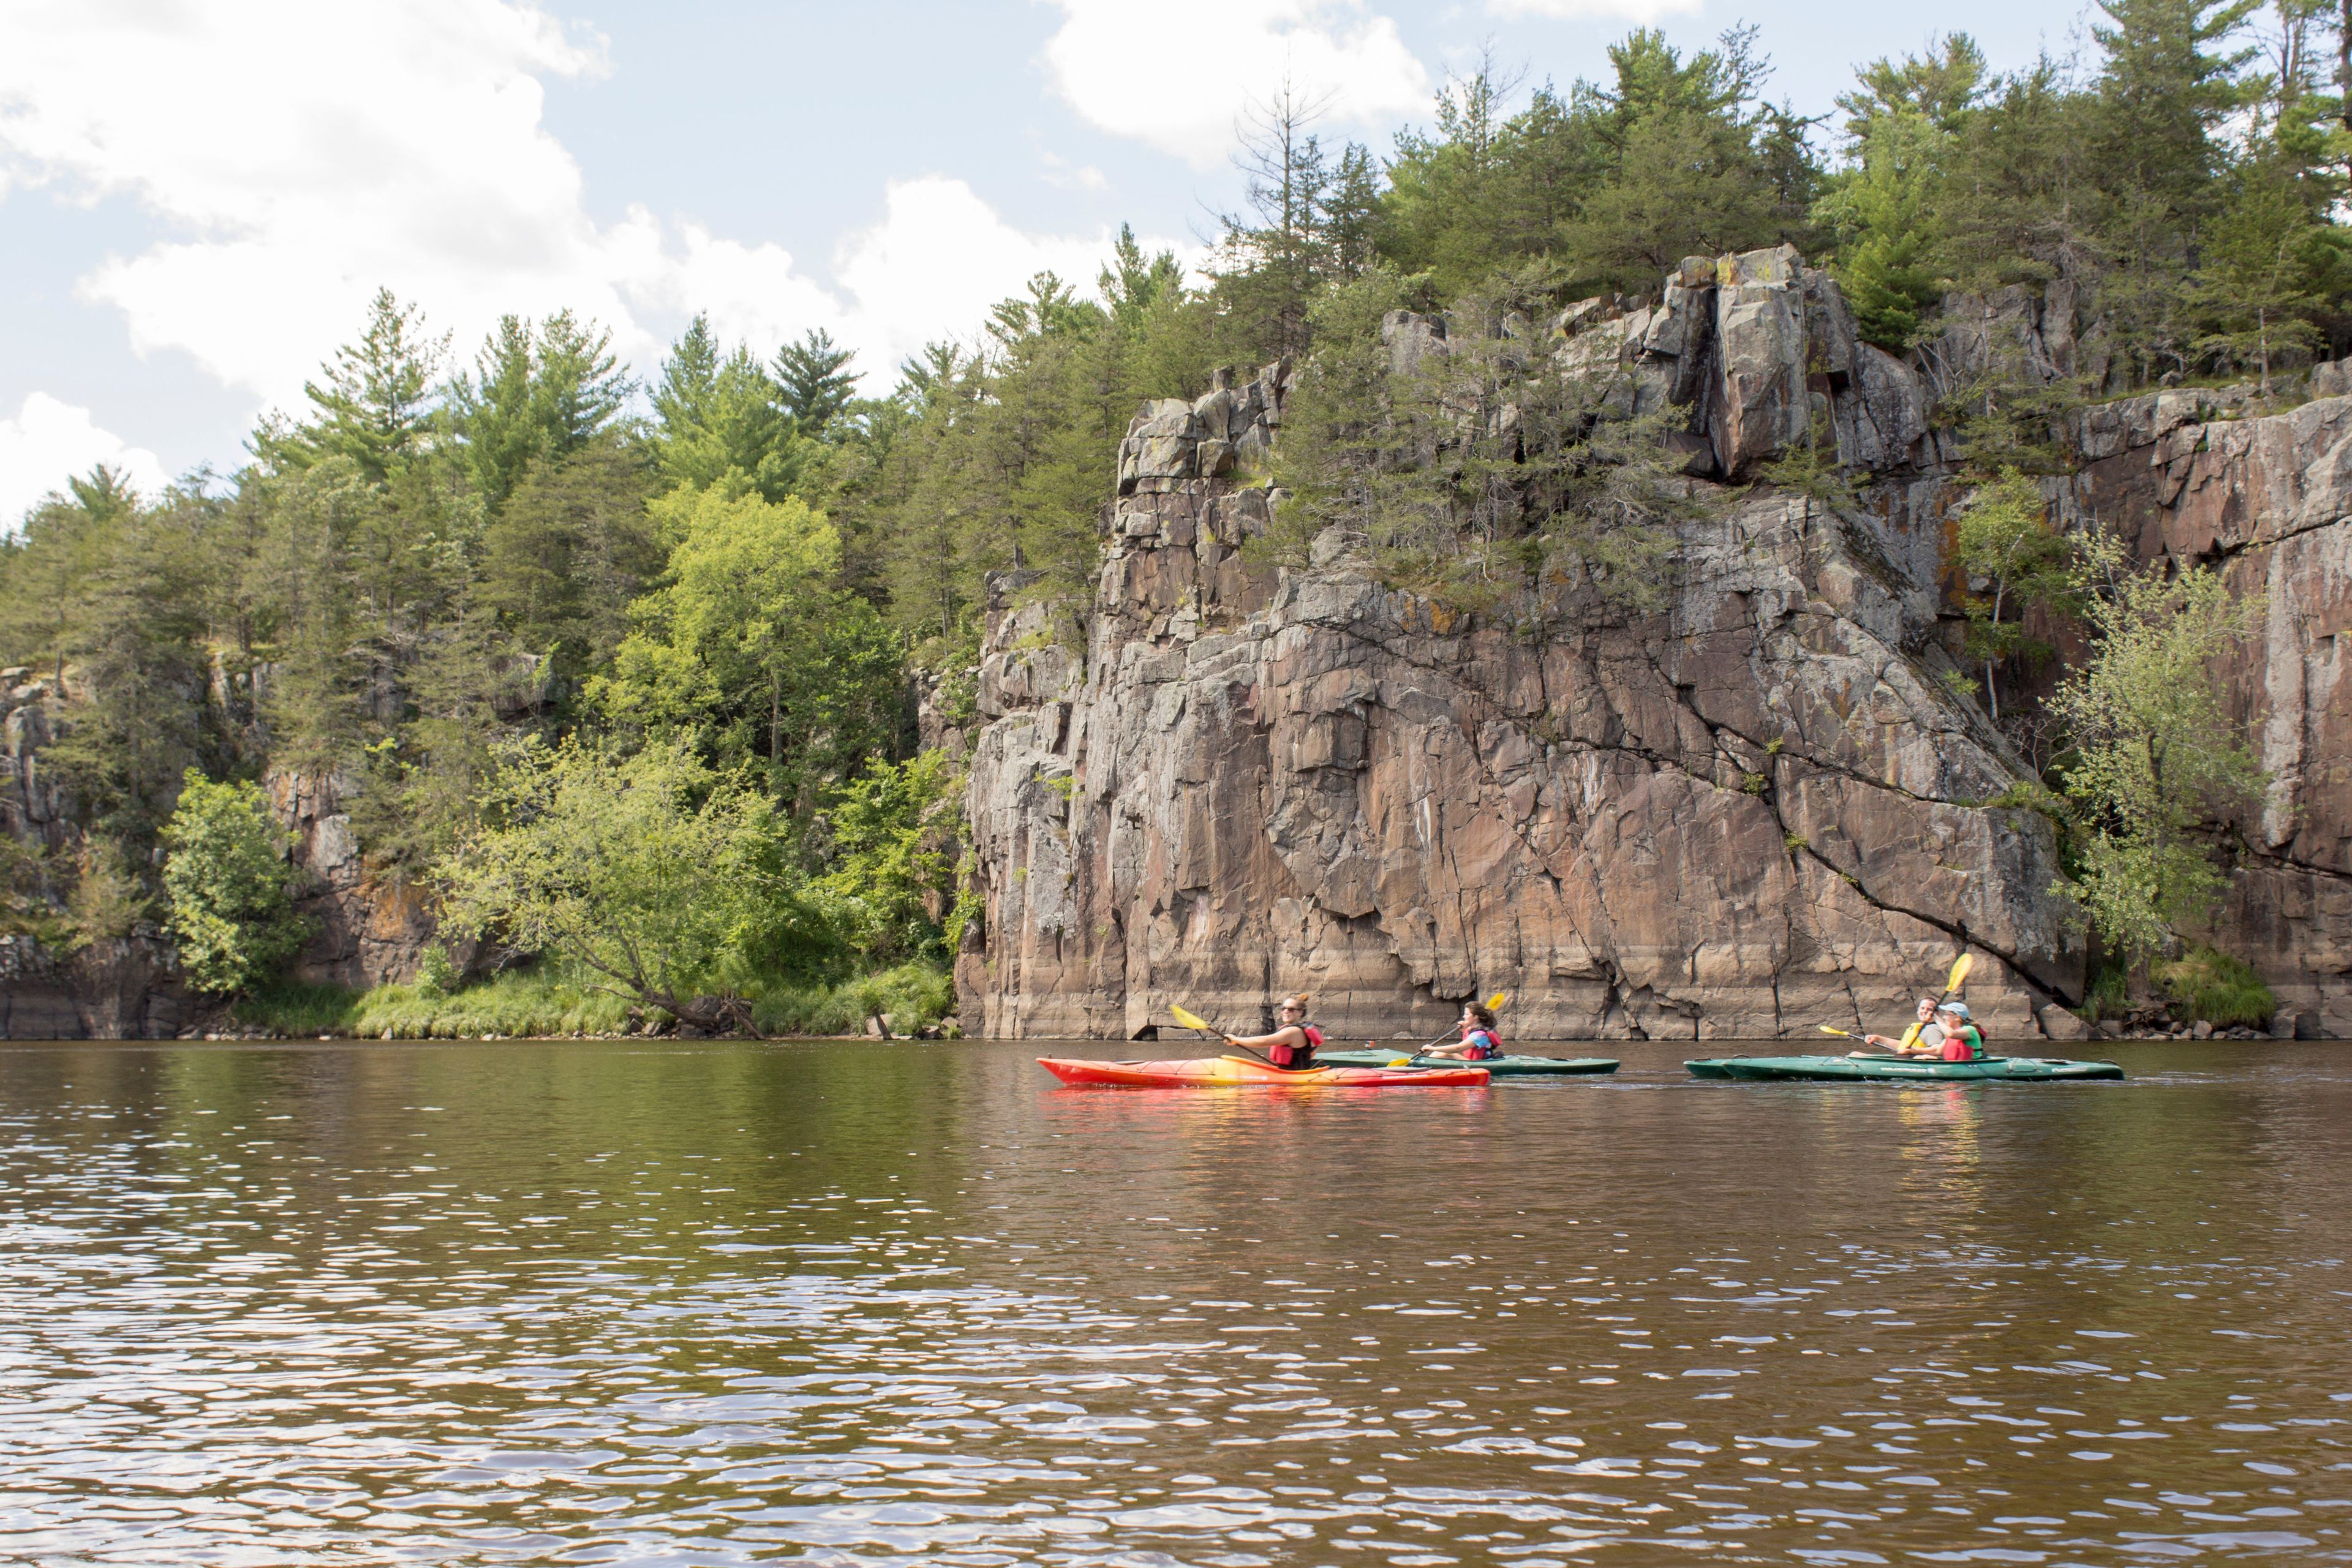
[1486,0,1701,19]
[0,394,171,529]
[0,0,1179,421]
[1040,0,1430,167]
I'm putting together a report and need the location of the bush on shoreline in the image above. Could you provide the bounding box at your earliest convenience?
[236,959,956,1040]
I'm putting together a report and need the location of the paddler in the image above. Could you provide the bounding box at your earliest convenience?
[1932,1001,1986,1061]
[1419,1000,1503,1061]
[1864,997,1944,1057]
[1224,994,1324,1071]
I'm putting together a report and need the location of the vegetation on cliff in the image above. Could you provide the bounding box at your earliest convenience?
[1,1,2339,1024]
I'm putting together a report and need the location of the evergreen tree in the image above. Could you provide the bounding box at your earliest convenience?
[650,316,804,500]
[271,288,447,483]
[775,328,858,439]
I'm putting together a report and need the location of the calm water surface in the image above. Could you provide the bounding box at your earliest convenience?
[0,1037,2346,1566]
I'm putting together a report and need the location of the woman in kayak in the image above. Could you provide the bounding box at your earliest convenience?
[1224,995,1324,1070]
[1421,1001,1503,1061]
[1864,997,1944,1057]
[1933,1001,1986,1061]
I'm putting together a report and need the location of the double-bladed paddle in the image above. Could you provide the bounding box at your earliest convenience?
[1389,991,1512,1066]
[1169,1002,1277,1066]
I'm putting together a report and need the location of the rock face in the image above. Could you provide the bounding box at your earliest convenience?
[270,767,445,989]
[2064,386,2352,1033]
[0,933,195,1039]
[0,669,75,852]
[962,251,2089,1041]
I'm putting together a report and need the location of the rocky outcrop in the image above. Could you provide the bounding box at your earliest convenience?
[270,767,445,989]
[0,933,197,1039]
[0,669,74,852]
[962,265,2089,1041]
[2064,384,2352,1033]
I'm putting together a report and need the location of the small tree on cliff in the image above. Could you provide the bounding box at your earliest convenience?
[435,736,819,1033]
[160,772,308,994]
[1954,469,2074,721]
[2051,547,2266,961]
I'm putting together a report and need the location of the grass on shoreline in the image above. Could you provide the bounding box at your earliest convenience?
[237,960,957,1040]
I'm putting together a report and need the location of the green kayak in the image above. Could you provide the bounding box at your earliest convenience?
[1685,1053,2124,1083]
[1316,1050,1620,1076]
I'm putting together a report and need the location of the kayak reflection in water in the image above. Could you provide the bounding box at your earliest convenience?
[1224,993,1324,1071]
[1864,997,1945,1057]
[1419,1000,1503,1061]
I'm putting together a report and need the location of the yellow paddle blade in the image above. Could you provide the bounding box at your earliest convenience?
[1169,1003,1214,1033]
[1387,1058,1412,1067]
[1819,1024,1853,1037]
[1946,951,1974,993]
[1486,991,1509,1009]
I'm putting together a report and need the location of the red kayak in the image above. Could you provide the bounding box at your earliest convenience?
[1037,1054,1490,1088]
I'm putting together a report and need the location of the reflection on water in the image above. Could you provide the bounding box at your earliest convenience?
[0,1038,2346,1564]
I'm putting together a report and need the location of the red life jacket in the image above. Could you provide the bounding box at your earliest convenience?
[1267,1023,1323,1070]
[1939,1025,1986,1061]
[1461,1026,1501,1061]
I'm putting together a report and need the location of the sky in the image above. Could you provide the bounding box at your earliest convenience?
[0,0,2089,524]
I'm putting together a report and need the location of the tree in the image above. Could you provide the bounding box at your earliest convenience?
[451,311,633,510]
[815,748,967,965]
[435,736,810,1033]
[1953,469,2075,719]
[1270,265,1689,621]
[2051,552,2266,961]
[775,328,858,440]
[271,288,447,482]
[161,771,307,993]
[594,486,903,809]
[649,315,805,501]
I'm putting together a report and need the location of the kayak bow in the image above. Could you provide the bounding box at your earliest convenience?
[1038,1054,1490,1088]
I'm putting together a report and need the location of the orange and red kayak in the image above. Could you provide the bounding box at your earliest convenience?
[1037,1054,1490,1088]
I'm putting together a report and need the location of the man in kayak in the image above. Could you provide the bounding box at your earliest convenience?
[1224,994,1323,1070]
[1933,1001,1987,1061]
[1864,997,1944,1057]
[1420,1000,1503,1061]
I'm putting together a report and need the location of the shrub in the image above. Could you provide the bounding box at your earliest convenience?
[160,772,307,994]
[2155,945,2275,1030]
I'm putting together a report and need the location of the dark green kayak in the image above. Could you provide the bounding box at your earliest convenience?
[1317,1050,1619,1076]
[1685,1053,2124,1082]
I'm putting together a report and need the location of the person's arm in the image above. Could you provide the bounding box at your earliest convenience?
[1225,1025,1309,1052]
[1420,1040,1468,1057]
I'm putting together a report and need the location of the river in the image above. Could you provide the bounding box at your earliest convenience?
[0,1036,2345,1565]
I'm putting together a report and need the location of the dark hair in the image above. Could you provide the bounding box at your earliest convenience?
[1465,1002,1496,1030]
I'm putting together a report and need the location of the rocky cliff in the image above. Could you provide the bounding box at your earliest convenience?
[965,249,2070,1040]
[961,246,2352,1041]
[2066,386,2352,1033]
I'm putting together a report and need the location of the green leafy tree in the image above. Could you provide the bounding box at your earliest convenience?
[595,486,903,808]
[816,748,967,964]
[2051,551,2266,961]
[1953,469,2076,720]
[161,772,307,993]
[435,735,812,1033]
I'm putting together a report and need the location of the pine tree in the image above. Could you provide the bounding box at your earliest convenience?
[775,328,858,440]
[276,289,447,483]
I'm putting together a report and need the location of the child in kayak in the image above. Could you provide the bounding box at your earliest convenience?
[1864,997,1945,1057]
[1421,1001,1503,1061]
[1933,1001,1986,1061]
[1224,995,1324,1070]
